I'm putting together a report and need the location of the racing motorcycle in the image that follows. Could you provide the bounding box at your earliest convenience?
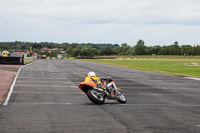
[79,77,127,104]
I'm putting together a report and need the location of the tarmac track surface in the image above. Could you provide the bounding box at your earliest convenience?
[0,59,200,133]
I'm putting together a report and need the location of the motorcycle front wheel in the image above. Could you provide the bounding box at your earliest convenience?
[117,94,127,103]
[87,89,105,104]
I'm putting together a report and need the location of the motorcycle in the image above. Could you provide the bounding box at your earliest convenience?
[79,77,127,104]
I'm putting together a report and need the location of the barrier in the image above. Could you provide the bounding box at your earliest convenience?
[0,57,24,65]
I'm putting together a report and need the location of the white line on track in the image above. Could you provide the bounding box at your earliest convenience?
[3,60,36,105]
[14,85,77,87]
[17,77,82,79]
[196,125,200,127]
[13,91,85,94]
[9,103,200,107]
[185,77,200,81]
[16,81,73,83]
[107,104,200,107]
[125,94,200,96]
[116,83,143,84]
[119,87,151,88]
[19,73,69,75]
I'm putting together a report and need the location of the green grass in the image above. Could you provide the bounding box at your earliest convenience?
[24,57,37,64]
[99,55,200,59]
[78,59,200,78]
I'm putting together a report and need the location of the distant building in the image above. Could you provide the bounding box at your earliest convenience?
[12,52,28,57]
[41,47,52,51]
[52,48,64,51]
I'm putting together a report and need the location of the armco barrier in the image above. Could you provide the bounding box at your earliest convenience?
[0,57,24,65]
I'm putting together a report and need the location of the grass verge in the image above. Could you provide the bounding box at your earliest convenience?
[78,59,200,78]
[24,57,37,64]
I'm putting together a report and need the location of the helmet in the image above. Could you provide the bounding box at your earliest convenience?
[88,71,96,77]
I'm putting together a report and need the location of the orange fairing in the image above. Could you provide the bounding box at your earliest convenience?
[109,82,116,86]
[79,82,97,94]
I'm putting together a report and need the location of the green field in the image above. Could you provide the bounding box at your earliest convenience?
[24,57,37,64]
[99,55,200,59]
[78,59,200,78]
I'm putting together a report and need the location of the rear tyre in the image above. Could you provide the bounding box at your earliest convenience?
[87,89,105,104]
[117,94,127,103]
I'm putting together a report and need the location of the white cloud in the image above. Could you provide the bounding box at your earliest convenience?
[0,0,200,45]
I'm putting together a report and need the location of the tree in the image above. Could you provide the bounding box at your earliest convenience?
[134,40,146,55]
[101,47,112,55]
[66,47,73,56]
[73,48,81,57]
[192,45,197,55]
[197,45,200,55]
[80,48,89,57]
[121,43,128,47]
[181,45,192,55]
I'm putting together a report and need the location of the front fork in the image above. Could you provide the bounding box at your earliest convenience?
[113,83,122,98]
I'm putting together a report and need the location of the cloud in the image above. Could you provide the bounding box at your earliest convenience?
[0,0,200,45]
[1,0,200,25]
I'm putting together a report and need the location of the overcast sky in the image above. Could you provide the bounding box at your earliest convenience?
[0,0,200,46]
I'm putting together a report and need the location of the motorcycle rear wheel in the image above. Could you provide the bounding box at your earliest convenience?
[87,89,105,104]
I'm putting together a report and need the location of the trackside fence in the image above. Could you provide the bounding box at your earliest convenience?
[0,57,24,65]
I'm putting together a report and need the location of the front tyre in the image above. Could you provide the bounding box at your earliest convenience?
[117,94,127,103]
[87,89,105,104]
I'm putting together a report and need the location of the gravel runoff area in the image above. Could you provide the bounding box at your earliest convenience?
[0,60,200,133]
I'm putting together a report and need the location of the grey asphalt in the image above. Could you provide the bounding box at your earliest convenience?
[0,59,200,133]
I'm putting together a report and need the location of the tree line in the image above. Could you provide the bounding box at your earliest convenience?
[0,40,200,56]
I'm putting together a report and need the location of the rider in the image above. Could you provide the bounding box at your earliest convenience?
[85,71,103,87]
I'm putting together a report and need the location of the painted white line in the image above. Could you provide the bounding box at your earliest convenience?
[8,102,200,106]
[107,104,200,107]
[16,81,72,83]
[17,77,82,79]
[3,60,36,105]
[185,77,200,81]
[196,125,200,127]
[11,102,77,105]
[125,94,200,96]
[33,103,75,105]
[158,83,166,84]
[173,83,198,86]
[14,85,77,87]
[13,91,84,94]
[116,83,142,85]
[119,87,151,88]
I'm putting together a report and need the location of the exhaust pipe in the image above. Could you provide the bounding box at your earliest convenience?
[93,87,109,96]
[93,87,104,92]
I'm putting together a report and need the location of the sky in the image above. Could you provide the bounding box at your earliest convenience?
[0,0,200,46]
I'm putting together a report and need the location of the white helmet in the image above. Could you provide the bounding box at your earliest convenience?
[88,71,96,77]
